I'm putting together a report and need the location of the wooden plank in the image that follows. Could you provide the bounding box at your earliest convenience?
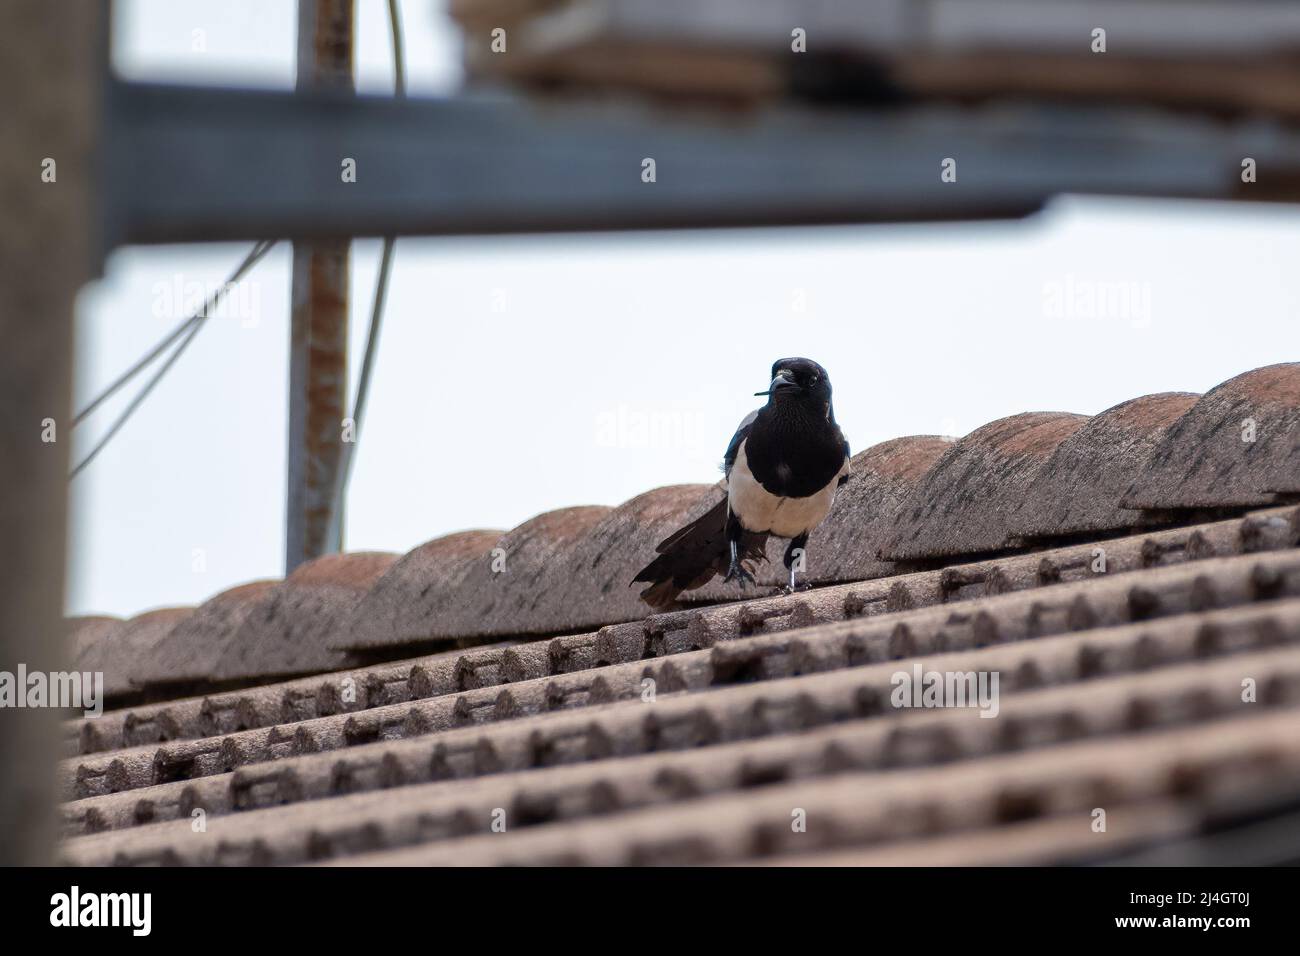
[900,52,1300,120]
[450,0,1300,56]
[453,0,1300,117]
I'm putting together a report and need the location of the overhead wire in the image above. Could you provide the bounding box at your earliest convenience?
[72,240,274,427]
[69,239,276,479]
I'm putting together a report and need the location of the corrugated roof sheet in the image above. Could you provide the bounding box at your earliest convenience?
[58,575,1300,861]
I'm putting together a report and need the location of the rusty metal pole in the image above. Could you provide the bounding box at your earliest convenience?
[286,0,354,573]
[0,1,101,864]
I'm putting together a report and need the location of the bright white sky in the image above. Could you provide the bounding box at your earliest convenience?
[69,0,1300,617]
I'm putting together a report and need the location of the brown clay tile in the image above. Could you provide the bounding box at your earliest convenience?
[66,616,124,664]
[495,484,718,637]
[127,581,279,690]
[75,607,193,700]
[341,488,715,652]
[1006,392,1200,542]
[421,505,612,640]
[1123,363,1300,510]
[213,551,398,682]
[878,412,1090,561]
[337,529,503,651]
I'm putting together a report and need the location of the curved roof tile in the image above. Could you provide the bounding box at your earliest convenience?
[517,484,717,636]
[215,551,399,680]
[1007,392,1200,542]
[813,435,956,580]
[77,607,193,699]
[418,505,613,640]
[1123,363,1300,510]
[130,581,279,688]
[338,529,504,651]
[879,412,1090,561]
[66,616,124,664]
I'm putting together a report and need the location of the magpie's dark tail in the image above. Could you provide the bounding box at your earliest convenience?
[631,498,768,610]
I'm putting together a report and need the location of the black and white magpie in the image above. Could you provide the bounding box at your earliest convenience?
[633,357,850,608]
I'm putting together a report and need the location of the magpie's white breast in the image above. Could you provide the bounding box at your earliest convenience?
[727,440,845,539]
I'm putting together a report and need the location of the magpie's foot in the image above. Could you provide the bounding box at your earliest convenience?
[778,582,814,596]
[724,560,756,588]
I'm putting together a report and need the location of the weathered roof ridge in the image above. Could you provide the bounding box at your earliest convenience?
[1123,362,1300,510]
[65,363,1299,701]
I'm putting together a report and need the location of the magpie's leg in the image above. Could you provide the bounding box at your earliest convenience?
[722,510,755,588]
[782,533,810,592]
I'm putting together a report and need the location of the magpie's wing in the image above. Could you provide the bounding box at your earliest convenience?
[837,430,852,486]
[722,409,759,480]
[633,407,769,608]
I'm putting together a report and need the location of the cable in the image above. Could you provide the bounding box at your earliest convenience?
[386,0,405,98]
[69,239,276,480]
[329,237,394,545]
[73,240,273,426]
[70,308,203,481]
[327,0,405,547]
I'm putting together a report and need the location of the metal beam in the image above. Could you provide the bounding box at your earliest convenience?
[105,82,1300,247]
[285,0,354,574]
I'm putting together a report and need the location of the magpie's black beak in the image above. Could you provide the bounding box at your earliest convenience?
[755,371,799,397]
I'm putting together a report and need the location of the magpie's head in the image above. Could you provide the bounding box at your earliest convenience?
[755,357,832,404]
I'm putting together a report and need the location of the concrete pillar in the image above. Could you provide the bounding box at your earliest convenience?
[0,0,102,864]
